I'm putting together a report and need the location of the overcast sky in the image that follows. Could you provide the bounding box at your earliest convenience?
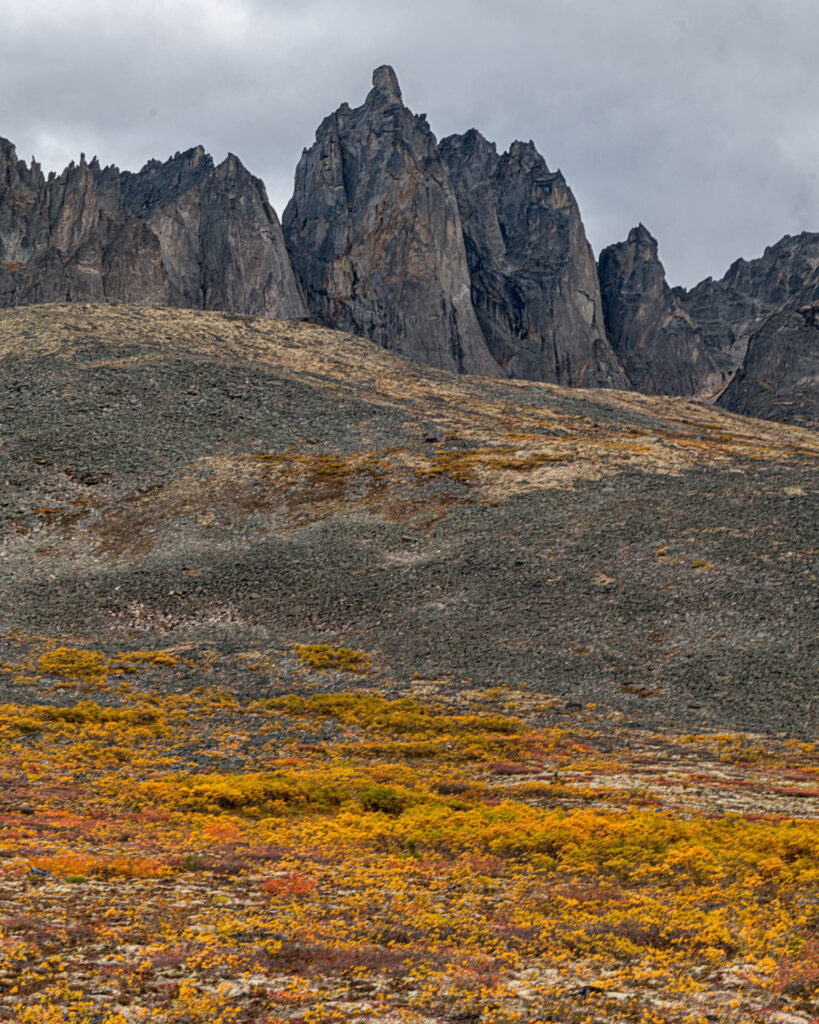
[1,0,816,286]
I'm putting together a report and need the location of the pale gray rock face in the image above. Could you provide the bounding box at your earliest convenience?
[439,130,627,388]
[0,139,305,318]
[717,303,819,427]
[282,66,499,376]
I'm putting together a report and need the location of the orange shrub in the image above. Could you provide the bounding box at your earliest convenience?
[262,871,317,899]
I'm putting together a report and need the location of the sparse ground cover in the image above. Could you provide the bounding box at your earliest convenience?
[1,304,817,740]
[1,643,817,1023]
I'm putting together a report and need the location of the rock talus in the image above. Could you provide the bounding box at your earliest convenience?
[283,66,499,376]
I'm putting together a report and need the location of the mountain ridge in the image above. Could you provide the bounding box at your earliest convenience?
[0,65,816,426]
[0,137,305,318]
[600,224,819,425]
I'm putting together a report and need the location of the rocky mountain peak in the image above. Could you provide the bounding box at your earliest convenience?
[441,130,626,386]
[121,146,216,216]
[601,224,666,294]
[626,223,658,250]
[600,224,819,417]
[367,64,403,107]
[0,137,43,192]
[0,141,304,318]
[0,137,18,166]
[437,130,498,185]
[599,226,720,397]
[283,67,498,376]
[0,67,814,425]
[505,139,547,173]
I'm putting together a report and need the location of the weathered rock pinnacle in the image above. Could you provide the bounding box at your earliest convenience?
[368,64,403,106]
[282,68,499,376]
[440,129,627,387]
[598,225,718,397]
[600,225,819,421]
[0,140,305,318]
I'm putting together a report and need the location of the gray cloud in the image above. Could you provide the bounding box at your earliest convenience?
[1,0,816,286]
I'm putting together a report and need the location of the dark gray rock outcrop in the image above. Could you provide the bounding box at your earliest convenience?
[0,139,305,318]
[717,303,819,427]
[685,233,819,384]
[598,225,719,396]
[440,130,627,387]
[600,228,819,421]
[2,67,816,424]
[282,66,499,376]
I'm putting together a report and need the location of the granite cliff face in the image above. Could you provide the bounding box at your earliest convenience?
[439,130,626,387]
[0,140,305,318]
[600,228,819,423]
[283,67,498,376]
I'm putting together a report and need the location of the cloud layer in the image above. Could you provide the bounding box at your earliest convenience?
[1,0,816,286]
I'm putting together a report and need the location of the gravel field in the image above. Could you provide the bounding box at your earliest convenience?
[1,303,816,736]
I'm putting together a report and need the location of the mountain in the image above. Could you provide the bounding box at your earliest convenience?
[717,302,819,427]
[439,130,626,387]
[0,139,305,318]
[2,301,817,1024]
[283,68,625,386]
[0,66,816,425]
[597,225,721,397]
[282,66,498,376]
[600,226,819,421]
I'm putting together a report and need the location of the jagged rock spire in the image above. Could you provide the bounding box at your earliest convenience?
[367,64,403,106]
[0,143,305,317]
[439,129,627,387]
[283,67,499,376]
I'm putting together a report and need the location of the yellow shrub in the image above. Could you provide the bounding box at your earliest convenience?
[295,644,371,672]
[37,648,108,682]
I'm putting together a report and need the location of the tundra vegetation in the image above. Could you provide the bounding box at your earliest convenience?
[0,306,817,1022]
[0,642,817,1023]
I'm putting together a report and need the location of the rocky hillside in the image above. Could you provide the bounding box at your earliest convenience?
[1,302,815,737]
[0,66,816,425]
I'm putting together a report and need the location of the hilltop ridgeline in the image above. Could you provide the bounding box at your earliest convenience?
[0,65,816,425]
[0,301,815,736]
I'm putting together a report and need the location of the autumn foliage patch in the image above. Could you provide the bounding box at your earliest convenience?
[0,644,817,1022]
